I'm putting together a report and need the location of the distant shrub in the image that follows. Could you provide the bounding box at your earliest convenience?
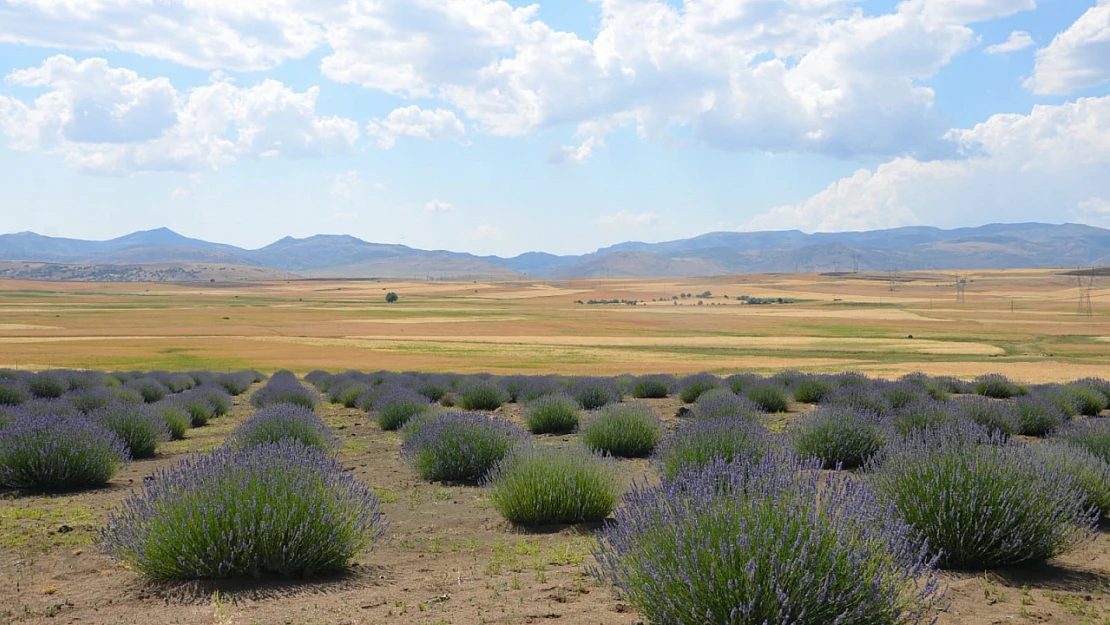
[581,402,662,458]
[227,404,338,452]
[952,395,1018,436]
[654,417,772,482]
[151,402,191,440]
[516,376,563,403]
[569,377,621,410]
[100,441,386,580]
[790,407,886,469]
[126,378,169,403]
[1076,378,1110,404]
[0,380,28,407]
[487,446,618,526]
[498,375,534,403]
[170,391,216,427]
[724,373,764,395]
[250,373,318,410]
[90,403,171,459]
[593,454,943,625]
[19,398,80,418]
[879,382,929,411]
[867,429,1095,569]
[1056,420,1110,464]
[150,371,196,393]
[413,379,448,402]
[522,394,580,435]
[833,371,872,388]
[65,388,117,414]
[1031,443,1110,517]
[1012,396,1068,436]
[934,376,971,395]
[677,373,720,403]
[458,381,509,411]
[973,374,1025,399]
[62,370,106,391]
[0,414,129,490]
[693,390,761,421]
[214,372,256,396]
[1062,384,1109,416]
[825,386,892,417]
[109,386,144,404]
[899,373,951,401]
[401,412,527,483]
[889,401,962,439]
[629,374,674,399]
[373,386,432,431]
[27,372,67,399]
[791,376,835,403]
[746,384,790,413]
[1032,383,1083,418]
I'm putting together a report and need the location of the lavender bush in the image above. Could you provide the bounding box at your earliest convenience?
[1031,443,1110,517]
[1012,396,1067,436]
[746,384,791,413]
[401,411,527,483]
[99,441,385,579]
[0,414,129,490]
[581,402,663,458]
[65,387,118,414]
[654,417,772,482]
[486,446,618,525]
[888,401,963,438]
[592,453,943,625]
[372,385,432,431]
[867,428,1095,569]
[458,381,509,411]
[569,377,621,410]
[90,402,171,459]
[1056,419,1110,463]
[952,395,1018,436]
[227,404,337,452]
[151,401,191,440]
[791,375,836,403]
[522,393,580,435]
[629,374,674,399]
[789,407,886,469]
[693,389,761,421]
[214,371,258,396]
[250,371,319,410]
[677,373,720,403]
[0,380,28,407]
[825,385,893,417]
[27,371,67,399]
[973,374,1025,399]
[125,377,169,403]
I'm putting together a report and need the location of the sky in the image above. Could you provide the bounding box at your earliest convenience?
[0,0,1108,257]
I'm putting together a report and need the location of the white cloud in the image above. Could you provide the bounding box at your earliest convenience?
[366,105,466,149]
[0,55,359,174]
[985,31,1035,55]
[171,187,193,199]
[1074,197,1110,228]
[330,170,360,201]
[744,96,1110,232]
[0,0,1045,160]
[596,212,660,228]
[424,199,454,213]
[1027,2,1110,95]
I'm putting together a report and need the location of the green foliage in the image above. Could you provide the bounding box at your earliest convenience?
[487,446,618,525]
[522,394,580,435]
[791,376,835,403]
[458,381,509,411]
[385,292,399,303]
[746,384,790,413]
[654,417,771,482]
[789,407,885,469]
[581,402,662,458]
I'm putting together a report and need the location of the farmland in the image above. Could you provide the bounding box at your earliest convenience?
[2,269,1110,625]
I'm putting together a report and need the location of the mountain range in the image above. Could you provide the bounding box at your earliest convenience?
[0,223,1108,281]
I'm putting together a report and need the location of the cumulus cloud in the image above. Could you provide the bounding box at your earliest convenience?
[424,199,454,213]
[1027,2,1110,95]
[0,55,359,174]
[0,0,1046,160]
[985,31,1035,55]
[366,105,466,149]
[743,96,1110,232]
[596,212,660,228]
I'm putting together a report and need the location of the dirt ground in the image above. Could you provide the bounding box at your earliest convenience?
[6,386,1110,625]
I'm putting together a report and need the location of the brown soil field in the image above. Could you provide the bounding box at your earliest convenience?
[0,269,1107,381]
[6,386,1110,625]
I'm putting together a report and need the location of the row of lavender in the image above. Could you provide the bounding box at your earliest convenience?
[0,369,262,489]
[310,368,1110,623]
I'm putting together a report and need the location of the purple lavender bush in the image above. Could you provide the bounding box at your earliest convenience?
[745,383,791,413]
[973,374,1026,399]
[27,371,68,399]
[0,414,129,490]
[250,371,319,410]
[951,395,1018,436]
[592,453,943,625]
[150,401,191,440]
[791,375,836,403]
[99,441,385,580]
[125,377,169,403]
[0,379,29,407]
[789,406,886,469]
[1012,396,1068,436]
[694,389,762,421]
[653,417,772,482]
[458,380,509,411]
[65,387,118,414]
[227,404,338,452]
[628,374,675,399]
[486,445,618,525]
[867,426,1095,569]
[401,411,527,483]
[1056,419,1110,463]
[1031,442,1110,517]
[370,385,432,431]
[90,402,171,459]
[569,377,621,410]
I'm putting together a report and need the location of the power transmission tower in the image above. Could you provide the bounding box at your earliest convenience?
[833,261,842,273]
[851,253,862,273]
[956,274,967,304]
[887,269,899,292]
[1078,271,1094,317]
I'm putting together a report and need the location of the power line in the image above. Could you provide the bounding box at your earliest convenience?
[956,274,967,304]
[1078,270,1094,317]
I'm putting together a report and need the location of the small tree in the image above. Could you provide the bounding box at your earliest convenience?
[385,292,399,303]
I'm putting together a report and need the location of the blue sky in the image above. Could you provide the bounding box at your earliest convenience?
[0,0,1108,257]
